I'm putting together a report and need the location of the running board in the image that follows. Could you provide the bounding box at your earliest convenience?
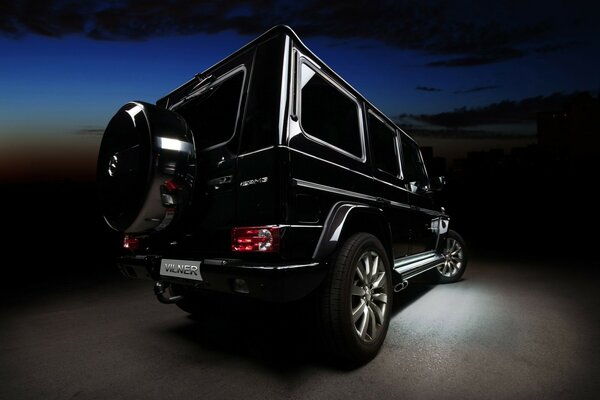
[393,251,444,280]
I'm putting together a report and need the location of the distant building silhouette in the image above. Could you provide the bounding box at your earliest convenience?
[537,92,600,158]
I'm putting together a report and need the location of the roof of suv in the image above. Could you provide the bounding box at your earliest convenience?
[157,25,419,147]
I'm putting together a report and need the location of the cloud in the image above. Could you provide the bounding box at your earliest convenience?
[411,91,598,128]
[533,41,581,54]
[427,47,526,67]
[0,0,591,66]
[416,86,443,92]
[454,85,499,94]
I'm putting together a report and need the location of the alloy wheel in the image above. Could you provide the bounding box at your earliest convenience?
[437,237,465,278]
[350,250,389,342]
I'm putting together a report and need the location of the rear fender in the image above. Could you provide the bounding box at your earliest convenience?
[312,202,392,262]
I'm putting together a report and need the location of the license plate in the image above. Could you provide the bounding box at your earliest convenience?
[160,259,202,281]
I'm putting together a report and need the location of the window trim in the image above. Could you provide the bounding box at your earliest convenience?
[171,64,247,152]
[400,136,430,192]
[367,109,404,180]
[395,131,405,181]
[295,54,366,162]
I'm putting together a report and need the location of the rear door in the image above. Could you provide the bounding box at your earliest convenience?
[171,51,253,254]
[236,35,288,226]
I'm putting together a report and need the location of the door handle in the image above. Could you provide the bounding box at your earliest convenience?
[376,197,391,205]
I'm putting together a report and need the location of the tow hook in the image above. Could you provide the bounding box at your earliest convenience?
[154,281,184,304]
[394,279,409,292]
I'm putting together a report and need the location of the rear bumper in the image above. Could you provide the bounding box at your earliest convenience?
[117,255,327,302]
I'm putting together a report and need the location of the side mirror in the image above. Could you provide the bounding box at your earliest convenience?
[430,176,446,192]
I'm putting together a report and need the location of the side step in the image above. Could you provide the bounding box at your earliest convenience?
[392,251,445,282]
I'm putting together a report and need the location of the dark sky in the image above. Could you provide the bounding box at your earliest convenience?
[1,0,599,137]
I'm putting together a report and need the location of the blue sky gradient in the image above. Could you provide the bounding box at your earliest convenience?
[1,0,599,138]
[0,1,598,181]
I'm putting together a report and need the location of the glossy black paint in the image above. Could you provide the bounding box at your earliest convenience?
[102,26,451,300]
[97,101,195,233]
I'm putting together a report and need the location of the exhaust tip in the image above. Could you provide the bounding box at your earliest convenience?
[394,280,409,292]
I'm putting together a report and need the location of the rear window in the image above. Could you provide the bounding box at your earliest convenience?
[174,67,245,150]
[299,61,363,159]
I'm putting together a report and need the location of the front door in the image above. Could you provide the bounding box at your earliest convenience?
[400,138,438,254]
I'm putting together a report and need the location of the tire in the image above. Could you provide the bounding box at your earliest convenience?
[319,233,393,366]
[429,230,467,283]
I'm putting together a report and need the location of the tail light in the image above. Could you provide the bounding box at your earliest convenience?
[231,226,280,252]
[123,234,140,250]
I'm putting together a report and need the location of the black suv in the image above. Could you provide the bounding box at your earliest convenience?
[97,26,467,365]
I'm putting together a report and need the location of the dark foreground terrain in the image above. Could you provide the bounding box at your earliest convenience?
[1,164,599,400]
[1,252,599,400]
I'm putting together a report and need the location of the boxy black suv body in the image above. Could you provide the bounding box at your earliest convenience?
[97,26,467,364]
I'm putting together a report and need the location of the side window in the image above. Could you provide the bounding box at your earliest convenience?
[299,61,363,159]
[401,140,429,192]
[368,112,400,177]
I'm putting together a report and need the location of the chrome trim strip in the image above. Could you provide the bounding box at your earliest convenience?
[283,145,413,194]
[278,36,291,143]
[204,259,228,266]
[233,223,322,229]
[203,259,320,271]
[237,262,321,271]
[238,146,276,158]
[412,206,443,217]
[286,146,373,180]
[283,146,443,216]
[294,179,412,211]
[389,200,412,210]
[295,179,376,203]
[395,132,405,181]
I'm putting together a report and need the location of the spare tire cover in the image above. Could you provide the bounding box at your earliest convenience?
[97,101,195,233]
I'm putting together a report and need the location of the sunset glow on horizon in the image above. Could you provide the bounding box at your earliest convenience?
[2,1,598,181]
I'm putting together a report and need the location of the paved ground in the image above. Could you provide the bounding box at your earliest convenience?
[1,255,599,400]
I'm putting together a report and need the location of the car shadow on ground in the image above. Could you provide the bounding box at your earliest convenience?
[162,295,330,371]
[160,280,440,371]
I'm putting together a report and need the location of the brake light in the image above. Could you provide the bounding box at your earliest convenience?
[231,226,280,252]
[163,179,178,192]
[123,234,139,250]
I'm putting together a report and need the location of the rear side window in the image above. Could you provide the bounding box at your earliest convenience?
[368,112,399,177]
[401,139,429,192]
[174,67,245,150]
[299,61,363,159]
